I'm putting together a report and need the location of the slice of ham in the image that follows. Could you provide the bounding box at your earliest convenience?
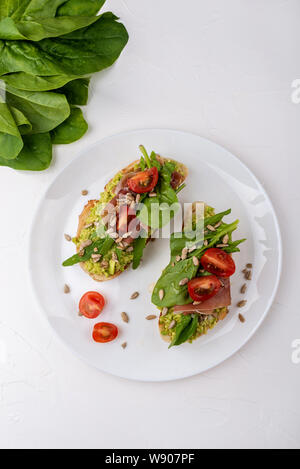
[174,278,231,313]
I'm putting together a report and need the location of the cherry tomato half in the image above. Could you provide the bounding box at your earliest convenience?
[79,291,105,319]
[187,275,222,302]
[200,248,236,278]
[128,167,159,194]
[92,322,118,343]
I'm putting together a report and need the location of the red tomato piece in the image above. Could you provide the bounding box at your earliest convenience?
[200,248,236,278]
[127,167,159,194]
[92,322,118,343]
[79,291,105,319]
[187,275,222,302]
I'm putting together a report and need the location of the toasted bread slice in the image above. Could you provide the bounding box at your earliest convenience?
[158,307,229,343]
[77,157,188,282]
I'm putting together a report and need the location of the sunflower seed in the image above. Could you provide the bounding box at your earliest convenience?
[112,252,118,262]
[222,234,229,244]
[245,270,252,280]
[237,300,247,308]
[101,260,109,268]
[246,263,253,269]
[193,256,199,266]
[93,247,98,252]
[121,312,129,323]
[189,245,196,252]
[242,268,248,274]
[146,315,157,320]
[159,289,164,300]
[149,192,157,197]
[64,284,70,294]
[240,283,247,294]
[84,223,94,229]
[203,239,208,246]
[207,224,215,231]
[122,232,132,239]
[80,239,92,250]
[238,313,245,323]
[78,249,85,257]
[181,247,188,260]
[126,246,134,252]
[64,234,72,242]
[91,254,102,262]
[162,307,168,316]
[179,277,189,286]
[193,301,201,305]
[121,342,127,349]
[116,237,123,244]
[168,320,176,329]
[214,221,222,228]
[176,255,181,262]
[216,243,229,248]
[130,291,139,300]
[81,190,88,196]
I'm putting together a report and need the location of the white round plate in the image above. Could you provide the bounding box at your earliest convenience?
[29,129,282,381]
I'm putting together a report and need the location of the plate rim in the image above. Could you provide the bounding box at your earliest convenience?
[27,128,283,382]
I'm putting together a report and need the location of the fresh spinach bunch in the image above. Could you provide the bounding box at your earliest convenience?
[152,209,246,308]
[0,0,128,171]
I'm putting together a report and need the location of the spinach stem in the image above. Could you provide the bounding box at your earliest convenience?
[139,145,151,168]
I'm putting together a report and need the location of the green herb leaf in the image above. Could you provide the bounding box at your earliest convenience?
[132,233,147,270]
[169,314,199,348]
[168,315,191,348]
[0,132,52,170]
[51,106,88,144]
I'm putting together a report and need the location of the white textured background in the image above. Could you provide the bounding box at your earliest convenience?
[0,0,299,449]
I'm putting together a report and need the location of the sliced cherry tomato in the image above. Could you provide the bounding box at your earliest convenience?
[201,248,235,278]
[187,275,222,302]
[79,291,105,319]
[92,322,118,343]
[127,167,159,194]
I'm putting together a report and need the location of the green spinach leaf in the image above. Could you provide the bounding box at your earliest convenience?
[169,314,198,348]
[0,132,52,170]
[56,78,90,105]
[168,315,191,348]
[132,233,147,270]
[57,0,105,17]
[0,101,23,159]
[6,86,70,133]
[51,106,88,144]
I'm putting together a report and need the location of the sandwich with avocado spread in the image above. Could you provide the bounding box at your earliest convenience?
[63,145,188,281]
[151,203,246,347]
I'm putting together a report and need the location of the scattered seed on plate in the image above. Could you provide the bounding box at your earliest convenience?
[168,320,176,329]
[193,256,199,266]
[130,291,139,300]
[162,307,168,316]
[121,342,127,349]
[237,300,247,308]
[246,263,253,269]
[64,284,70,294]
[240,283,247,294]
[64,234,72,242]
[179,277,189,286]
[81,190,88,196]
[238,313,245,323]
[159,289,164,300]
[207,224,215,232]
[245,270,252,280]
[121,312,129,323]
[146,315,157,320]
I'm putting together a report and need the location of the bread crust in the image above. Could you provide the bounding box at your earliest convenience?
[77,157,188,282]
